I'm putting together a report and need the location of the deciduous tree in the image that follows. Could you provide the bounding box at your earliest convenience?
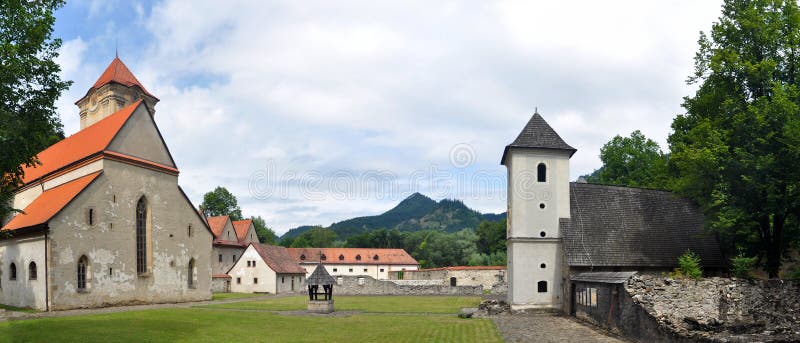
[0,1,71,221]
[669,0,800,278]
[585,131,669,189]
[251,215,276,244]
[201,186,243,220]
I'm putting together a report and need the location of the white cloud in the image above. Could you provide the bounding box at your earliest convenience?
[56,0,725,234]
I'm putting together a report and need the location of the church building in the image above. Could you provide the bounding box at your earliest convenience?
[0,57,213,311]
[502,112,723,311]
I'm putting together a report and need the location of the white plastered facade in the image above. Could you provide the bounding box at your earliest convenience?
[506,148,571,310]
[228,245,303,294]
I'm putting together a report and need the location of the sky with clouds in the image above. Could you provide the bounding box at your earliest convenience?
[53,0,724,235]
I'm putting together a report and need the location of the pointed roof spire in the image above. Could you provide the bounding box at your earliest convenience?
[501,111,577,164]
[91,57,156,98]
[307,261,336,286]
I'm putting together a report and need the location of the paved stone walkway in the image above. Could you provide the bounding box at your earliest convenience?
[492,313,628,343]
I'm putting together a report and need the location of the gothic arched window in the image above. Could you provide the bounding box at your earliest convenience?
[77,256,89,291]
[136,196,147,274]
[537,163,547,182]
[29,262,37,280]
[188,258,196,289]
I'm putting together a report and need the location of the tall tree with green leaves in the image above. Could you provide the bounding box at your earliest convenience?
[585,130,670,189]
[201,186,243,220]
[289,226,338,248]
[0,1,71,221]
[669,0,800,278]
[250,215,276,244]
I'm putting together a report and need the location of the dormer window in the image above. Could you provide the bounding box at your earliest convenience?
[373,255,379,261]
[300,254,306,260]
[355,254,361,261]
[339,254,344,261]
[321,254,327,261]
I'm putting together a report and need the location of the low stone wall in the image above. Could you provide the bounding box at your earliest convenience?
[211,277,230,293]
[335,275,484,296]
[392,280,444,286]
[624,275,800,342]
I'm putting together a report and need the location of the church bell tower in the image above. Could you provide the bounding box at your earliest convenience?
[501,111,576,310]
[75,56,159,130]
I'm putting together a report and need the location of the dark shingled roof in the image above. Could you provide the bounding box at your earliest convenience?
[501,112,577,164]
[561,183,724,268]
[307,263,337,286]
[571,271,637,284]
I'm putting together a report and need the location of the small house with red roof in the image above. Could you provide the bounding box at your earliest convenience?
[0,57,213,311]
[287,248,419,280]
[206,215,260,292]
[228,243,306,294]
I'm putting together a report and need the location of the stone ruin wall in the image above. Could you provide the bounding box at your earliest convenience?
[335,275,485,296]
[624,275,800,342]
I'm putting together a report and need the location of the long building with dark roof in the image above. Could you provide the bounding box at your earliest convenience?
[502,111,723,311]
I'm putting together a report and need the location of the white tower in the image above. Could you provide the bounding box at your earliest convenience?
[501,111,575,310]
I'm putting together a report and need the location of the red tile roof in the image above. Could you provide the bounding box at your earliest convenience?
[286,248,418,265]
[232,219,252,242]
[80,57,157,102]
[206,215,229,238]
[21,100,142,184]
[409,266,506,272]
[252,244,307,274]
[2,172,102,231]
[213,239,244,247]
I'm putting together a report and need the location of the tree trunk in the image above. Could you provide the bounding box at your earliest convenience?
[765,215,784,279]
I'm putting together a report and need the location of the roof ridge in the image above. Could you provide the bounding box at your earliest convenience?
[571,181,675,193]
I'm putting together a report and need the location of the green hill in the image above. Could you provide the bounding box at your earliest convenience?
[279,193,505,240]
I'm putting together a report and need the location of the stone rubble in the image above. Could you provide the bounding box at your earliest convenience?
[626,275,800,342]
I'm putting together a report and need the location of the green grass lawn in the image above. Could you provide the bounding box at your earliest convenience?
[0,304,37,313]
[0,303,500,342]
[203,295,482,313]
[211,292,270,301]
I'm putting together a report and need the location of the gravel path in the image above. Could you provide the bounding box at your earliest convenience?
[492,313,628,343]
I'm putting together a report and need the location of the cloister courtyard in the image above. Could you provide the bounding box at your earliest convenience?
[0,294,624,342]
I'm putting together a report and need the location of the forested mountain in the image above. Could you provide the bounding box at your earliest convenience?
[279,193,505,240]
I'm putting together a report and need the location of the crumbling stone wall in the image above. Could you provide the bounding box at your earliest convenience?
[335,275,484,296]
[624,275,800,342]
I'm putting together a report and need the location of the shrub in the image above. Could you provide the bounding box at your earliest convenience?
[730,254,757,279]
[678,250,702,279]
[787,266,800,280]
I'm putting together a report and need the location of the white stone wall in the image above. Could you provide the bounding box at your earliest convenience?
[47,160,212,310]
[275,274,303,293]
[405,269,506,288]
[506,148,570,310]
[211,277,230,293]
[212,245,244,275]
[229,246,277,293]
[299,263,417,280]
[0,235,47,310]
